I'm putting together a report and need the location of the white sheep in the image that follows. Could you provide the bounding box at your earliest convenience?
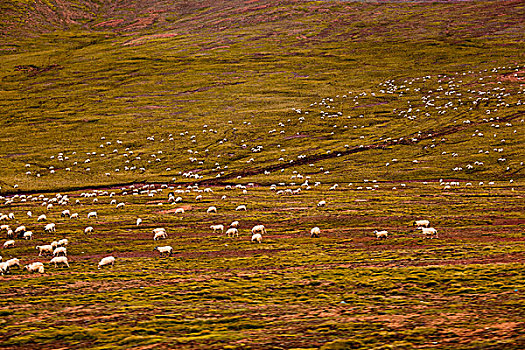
[27,211,32,218]
[6,258,20,270]
[50,256,69,268]
[116,202,125,209]
[84,226,94,234]
[53,247,67,256]
[0,262,9,275]
[420,227,438,239]
[251,233,262,243]
[230,220,239,228]
[50,241,59,249]
[0,224,9,231]
[58,238,69,246]
[70,213,79,219]
[23,231,33,240]
[3,240,15,248]
[225,228,239,238]
[210,224,224,233]
[98,256,115,269]
[154,246,173,257]
[14,225,26,235]
[251,225,267,235]
[413,220,430,228]
[207,206,217,214]
[44,223,56,233]
[235,205,247,211]
[6,229,13,239]
[195,195,203,201]
[136,218,142,226]
[153,229,167,241]
[317,200,326,207]
[175,208,185,214]
[61,210,71,218]
[374,230,388,239]
[0,262,9,276]
[310,227,320,238]
[25,262,45,274]
[87,211,97,219]
[36,245,54,256]
[37,214,47,221]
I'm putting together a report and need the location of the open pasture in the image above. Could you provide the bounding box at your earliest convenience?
[0,0,524,348]
[0,179,524,349]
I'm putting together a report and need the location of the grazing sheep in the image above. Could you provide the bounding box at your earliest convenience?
[136,218,142,226]
[3,240,15,248]
[84,226,94,234]
[57,238,69,246]
[6,230,14,239]
[0,224,9,232]
[235,205,247,211]
[53,247,67,257]
[175,208,185,214]
[27,211,32,218]
[251,225,267,235]
[251,233,263,243]
[70,213,79,219]
[0,255,2,262]
[207,206,217,214]
[36,245,54,256]
[25,262,45,274]
[50,256,69,268]
[153,228,167,241]
[195,195,203,201]
[310,227,321,238]
[44,223,56,233]
[317,200,326,207]
[374,230,388,239]
[87,211,97,219]
[50,241,59,249]
[154,246,173,257]
[230,220,239,228]
[6,258,20,270]
[14,225,26,236]
[413,220,430,228]
[210,224,224,233]
[61,210,71,218]
[225,228,238,238]
[420,227,438,239]
[116,202,125,209]
[23,231,33,240]
[0,262,9,275]
[98,256,115,269]
[37,214,47,221]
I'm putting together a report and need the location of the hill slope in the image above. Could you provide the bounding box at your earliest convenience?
[0,0,523,192]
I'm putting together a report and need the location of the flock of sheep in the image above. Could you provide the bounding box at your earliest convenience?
[0,64,521,277]
[0,180,446,277]
[9,65,522,188]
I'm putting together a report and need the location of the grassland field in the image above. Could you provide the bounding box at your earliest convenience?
[0,0,524,349]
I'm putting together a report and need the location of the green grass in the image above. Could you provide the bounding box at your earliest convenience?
[0,0,524,349]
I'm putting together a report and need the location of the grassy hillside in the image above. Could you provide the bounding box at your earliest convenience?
[0,1,524,349]
[0,0,523,192]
